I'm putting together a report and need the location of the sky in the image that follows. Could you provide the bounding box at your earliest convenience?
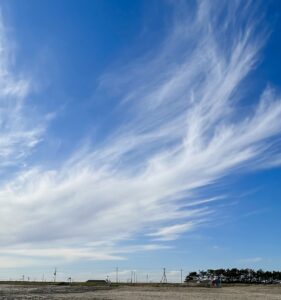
[0,0,280,282]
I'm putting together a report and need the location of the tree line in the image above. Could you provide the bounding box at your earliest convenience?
[185,268,281,284]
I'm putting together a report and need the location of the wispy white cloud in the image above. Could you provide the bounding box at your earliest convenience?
[0,14,46,169]
[238,257,263,264]
[147,222,197,241]
[0,243,171,268]
[0,247,124,262]
[0,256,47,269]
[0,1,281,268]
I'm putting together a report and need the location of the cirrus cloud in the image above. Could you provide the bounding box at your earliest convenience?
[0,1,281,267]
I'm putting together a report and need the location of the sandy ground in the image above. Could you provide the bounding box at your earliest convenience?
[0,284,281,299]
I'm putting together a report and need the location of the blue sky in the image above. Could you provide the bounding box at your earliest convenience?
[0,0,281,282]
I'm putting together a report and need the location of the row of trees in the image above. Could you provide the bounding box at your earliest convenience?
[185,268,281,283]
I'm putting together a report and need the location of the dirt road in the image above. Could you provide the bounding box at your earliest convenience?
[0,284,281,299]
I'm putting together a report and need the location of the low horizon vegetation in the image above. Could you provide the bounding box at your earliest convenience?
[186,268,281,284]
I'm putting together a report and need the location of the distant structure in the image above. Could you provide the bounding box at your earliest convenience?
[161,268,167,283]
[86,280,108,285]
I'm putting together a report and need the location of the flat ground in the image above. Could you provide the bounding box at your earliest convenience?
[0,283,281,299]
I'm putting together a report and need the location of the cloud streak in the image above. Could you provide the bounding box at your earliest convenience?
[0,1,281,267]
[0,14,45,169]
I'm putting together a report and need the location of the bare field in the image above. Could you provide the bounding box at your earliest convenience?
[1,284,281,300]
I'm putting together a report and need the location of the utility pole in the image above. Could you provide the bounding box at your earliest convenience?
[146,274,149,283]
[116,267,118,283]
[181,269,183,284]
[54,268,57,282]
